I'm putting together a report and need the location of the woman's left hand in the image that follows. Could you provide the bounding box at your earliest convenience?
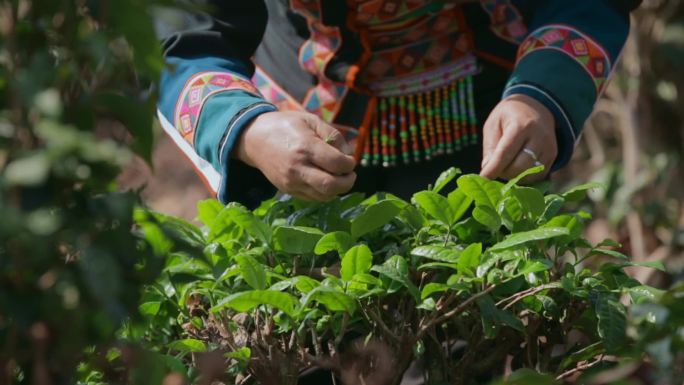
[480,93,557,183]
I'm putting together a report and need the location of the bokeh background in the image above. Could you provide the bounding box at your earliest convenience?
[121,0,684,288]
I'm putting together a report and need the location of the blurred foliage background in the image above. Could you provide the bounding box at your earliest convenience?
[554,0,684,288]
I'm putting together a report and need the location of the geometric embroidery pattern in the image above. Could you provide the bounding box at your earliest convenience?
[480,0,528,44]
[517,24,612,95]
[174,72,259,147]
[253,67,303,112]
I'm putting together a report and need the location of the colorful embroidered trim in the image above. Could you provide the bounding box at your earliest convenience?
[368,54,478,97]
[517,25,612,95]
[361,75,479,167]
[480,0,527,44]
[174,72,259,146]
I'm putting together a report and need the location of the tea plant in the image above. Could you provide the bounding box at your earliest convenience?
[136,166,665,385]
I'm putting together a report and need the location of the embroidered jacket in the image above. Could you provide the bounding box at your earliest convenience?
[156,0,640,206]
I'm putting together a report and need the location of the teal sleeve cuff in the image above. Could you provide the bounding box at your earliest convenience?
[195,90,277,203]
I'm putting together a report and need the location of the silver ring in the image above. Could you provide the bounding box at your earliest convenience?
[522,148,543,167]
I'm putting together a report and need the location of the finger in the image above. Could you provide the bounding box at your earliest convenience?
[500,143,545,182]
[299,166,357,200]
[308,138,357,175]
[480,122,528,180]
[307,115,354,155]
[481,111,502,168]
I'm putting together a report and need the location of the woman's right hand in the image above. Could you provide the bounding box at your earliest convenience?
[233,111,357,201]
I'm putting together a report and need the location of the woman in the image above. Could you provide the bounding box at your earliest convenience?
[156,1,638,207]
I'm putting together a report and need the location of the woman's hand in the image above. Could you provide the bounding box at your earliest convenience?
[480,94,557,182]
[234,111,357,201]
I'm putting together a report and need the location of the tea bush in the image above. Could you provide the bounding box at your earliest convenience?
[135,167,672,385]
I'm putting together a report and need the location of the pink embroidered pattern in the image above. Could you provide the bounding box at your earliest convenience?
[253,67,303,112]
[517,25,612,94]
[174,72,259,146]
[480,0,527,44]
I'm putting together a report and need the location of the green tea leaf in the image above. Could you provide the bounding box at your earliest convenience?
[197,199,224,228]
[432,167,461,193]
[511,186,545,219]
[351,199,402,239]
[562,182,603,202]
[235,254,267,290]
[543,214,583,241]
[138,301,161,317]
[457,243,482,277]
[273,226,324,254]
[341,244,373,282]
[447,189,473,224]
[293,276,321,294]
[519,259,553,275]
[305,286,357,313]
[489,227,569,251]
[477,295,524,339]
[224,203,272,244]
[473,206,501,231]
[589,248,629,260]
[315,231,353,255]
[413,190,454,226]
[457,175,503,208]
[372,255,420,301]
[225,347,251,363]
[540,194,565,222]
[595,293,627,353]
[502,166,545,195]
[411,245,461,263]
[212,290,298,317]
[421,283,449,300]
[167,339,206,353]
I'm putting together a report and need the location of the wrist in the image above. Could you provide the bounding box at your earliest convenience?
[232,111,276,168]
